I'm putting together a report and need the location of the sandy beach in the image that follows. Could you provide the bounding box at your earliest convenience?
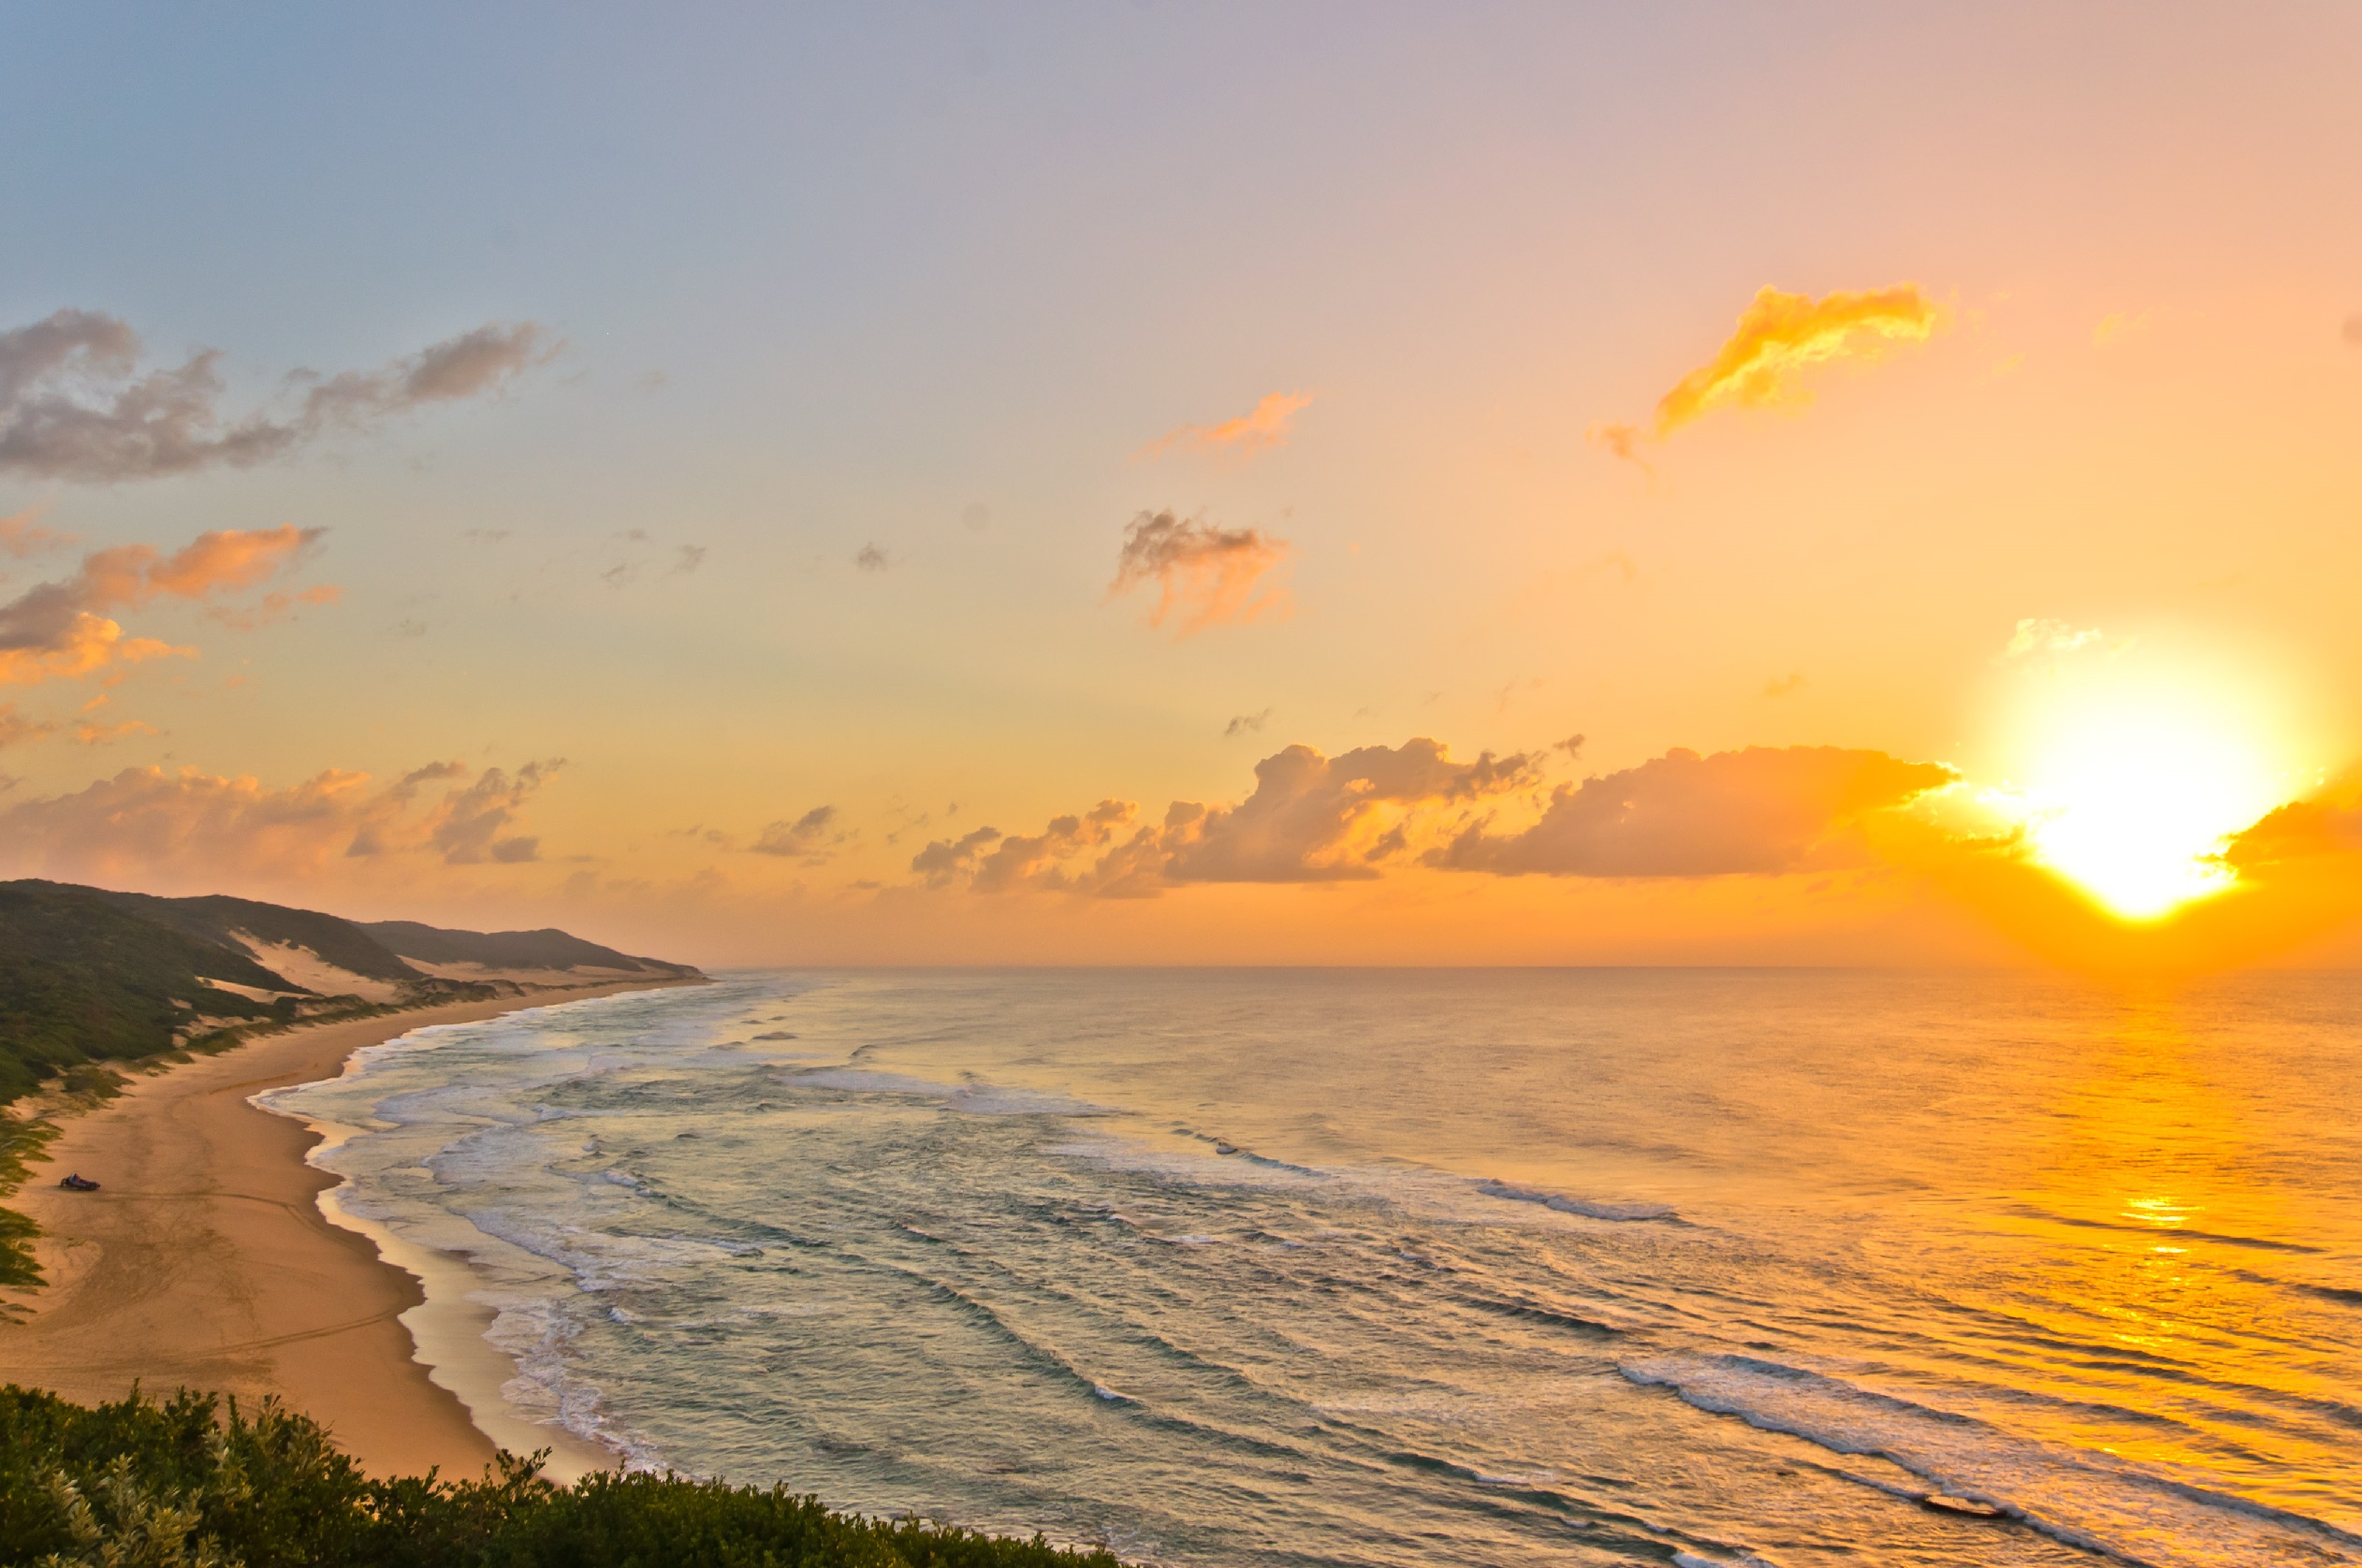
[0,982,696,1478]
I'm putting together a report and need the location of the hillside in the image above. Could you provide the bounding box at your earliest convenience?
[361,919,699,978]
[0,879,701,1111]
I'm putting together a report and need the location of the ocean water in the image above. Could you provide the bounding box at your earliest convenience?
[264,969,2362,1568]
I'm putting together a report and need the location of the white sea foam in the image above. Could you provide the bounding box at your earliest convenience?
[781,1067,1114,1117]
[1477,1178,1677,1223]
[255,967,2362,1567]
[1622,1352,2362,1566]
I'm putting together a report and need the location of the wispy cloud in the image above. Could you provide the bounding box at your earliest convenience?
[0,310,553,483]
[1110,510,1290,634]
[1137,392,1313,460]
[209,583,342,632]
[1595,284,1941,459]
[0,505,69,559]
[0,704,57,748]
[1224,708,1273,737]
[751,806,849,863]
[72,718,158,746]
[2003,617,2115,660]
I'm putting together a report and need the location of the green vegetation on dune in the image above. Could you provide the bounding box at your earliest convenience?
[103,893,430,985]
[0,881,299,1108]
[0,878,702,1292]
[360,920,697,977]
[0,1386,1118,1568]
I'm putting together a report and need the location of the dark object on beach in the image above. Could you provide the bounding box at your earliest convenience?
[1214,1141,1240,1155]
[1922,1493,2004,1517]
[58,1174,99,1192]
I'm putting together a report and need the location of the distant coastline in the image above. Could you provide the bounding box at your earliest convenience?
[0,976,703,1477]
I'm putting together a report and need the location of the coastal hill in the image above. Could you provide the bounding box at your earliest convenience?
[0,878,700,1108]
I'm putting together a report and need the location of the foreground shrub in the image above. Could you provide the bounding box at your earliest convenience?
[0,1387,1119,1568]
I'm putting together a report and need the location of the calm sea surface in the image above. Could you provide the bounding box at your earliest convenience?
[266,969,2362,1568]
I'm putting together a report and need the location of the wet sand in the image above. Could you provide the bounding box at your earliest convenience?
[0,982,696,1477]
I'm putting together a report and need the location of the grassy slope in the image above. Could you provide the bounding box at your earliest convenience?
[360,920,699,977]
[103,893,429,984]
[0,882,299,1108]
[0,881,456,1289]
[0,879,696,1292]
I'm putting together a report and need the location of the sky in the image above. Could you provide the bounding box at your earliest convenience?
[3,3,2361,967]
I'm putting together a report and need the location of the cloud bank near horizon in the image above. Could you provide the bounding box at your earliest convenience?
[905,738,1958,899]
[0,757,561,890]
[8,720,2352,975]
[1435,745,1959,877]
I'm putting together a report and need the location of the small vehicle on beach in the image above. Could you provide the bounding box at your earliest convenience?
[57,1174,99,1192]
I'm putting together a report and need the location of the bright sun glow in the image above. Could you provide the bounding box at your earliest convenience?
[1994,643,2300,922]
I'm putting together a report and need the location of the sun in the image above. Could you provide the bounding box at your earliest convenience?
[1991,642,2300,922]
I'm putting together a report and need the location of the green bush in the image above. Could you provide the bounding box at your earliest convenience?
[0,1387,1121,1568]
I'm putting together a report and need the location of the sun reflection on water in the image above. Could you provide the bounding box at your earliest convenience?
[1962,987,2341,1502]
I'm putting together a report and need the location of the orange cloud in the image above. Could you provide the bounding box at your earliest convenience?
[0,505,68,559]
[1869,815,2346,976]
[911,737,1537,896]
[142,526,318,599]
[1597,284,1942,457]
[73,718,159,746]
[1812,761,2362,977]
[0,704,58,748]
[1109,509,1290,634]
[77,524,322,609]
[0,758,561,890]
[0,526,326,686]
[2218,795,2362,869]
[0,613,184,687]
[1137,392,1312,459]
[1437,745,1955,876]
[886,732,2362,975]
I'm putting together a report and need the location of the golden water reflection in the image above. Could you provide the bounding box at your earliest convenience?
[1935,983,2355,1526]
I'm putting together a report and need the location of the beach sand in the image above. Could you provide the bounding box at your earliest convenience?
[0,982,696,1478]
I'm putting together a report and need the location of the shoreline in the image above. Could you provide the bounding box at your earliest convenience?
[0,980,700,1478]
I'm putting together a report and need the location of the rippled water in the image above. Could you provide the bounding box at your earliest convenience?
[266,969,2362,1567]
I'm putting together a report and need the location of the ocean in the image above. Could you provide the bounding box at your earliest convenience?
[262,969,2362,1568]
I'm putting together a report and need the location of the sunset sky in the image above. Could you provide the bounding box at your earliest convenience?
[4,4,2361,966]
